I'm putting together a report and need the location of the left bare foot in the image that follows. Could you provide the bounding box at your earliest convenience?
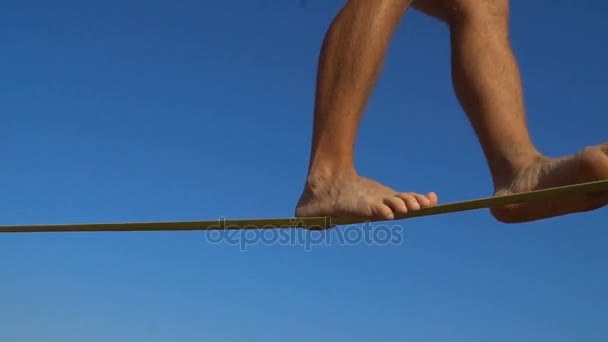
[491,144,608,223]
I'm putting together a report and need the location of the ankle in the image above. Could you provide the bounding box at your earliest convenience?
[305,164,356,191]
[489,148,545,187]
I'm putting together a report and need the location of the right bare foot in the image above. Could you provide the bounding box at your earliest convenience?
[295,170,438,221]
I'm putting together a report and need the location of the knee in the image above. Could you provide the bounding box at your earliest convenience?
[415,0,509,26]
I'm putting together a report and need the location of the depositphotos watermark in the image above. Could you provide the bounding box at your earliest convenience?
[203,218,404,251]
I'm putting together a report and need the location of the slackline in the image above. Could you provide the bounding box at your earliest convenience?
[1,180,608,233]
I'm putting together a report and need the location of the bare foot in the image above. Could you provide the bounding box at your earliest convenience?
[491,144,608,223]
[295,170,438,221]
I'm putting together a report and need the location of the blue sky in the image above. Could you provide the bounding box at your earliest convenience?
[1,0,607,341]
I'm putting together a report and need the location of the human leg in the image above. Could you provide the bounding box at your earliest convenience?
[295,0,438,220]
[413,0,608,223]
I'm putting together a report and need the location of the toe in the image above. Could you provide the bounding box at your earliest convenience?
[411,193,432,207]
[383,196,408,214]
[426,192,439,205]
[372,203,395,220]
[396,193,421,211]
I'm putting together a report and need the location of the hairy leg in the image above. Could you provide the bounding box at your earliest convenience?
[414,0,608,223]
[295,0,438,221]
